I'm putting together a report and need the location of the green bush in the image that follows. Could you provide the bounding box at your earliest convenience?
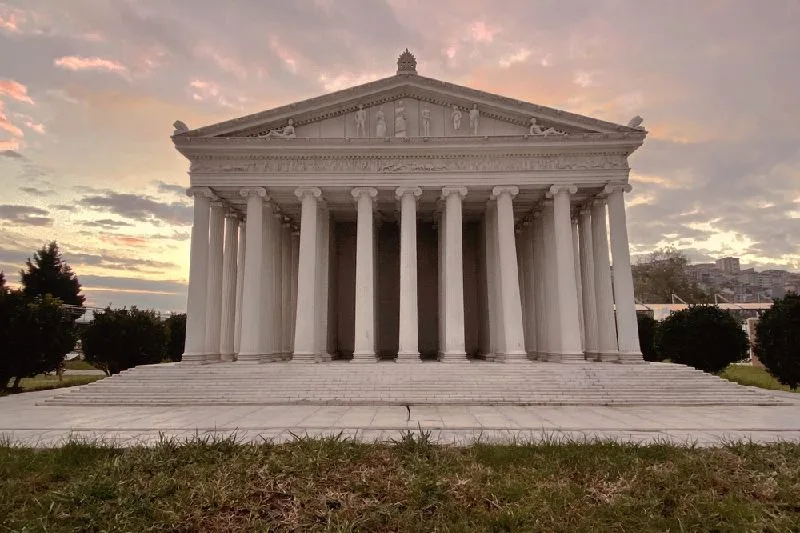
[164,313,186,362]
[655,305,748,373]
[754,293,800,390]
[636,313,660,361]
[81,307,167,375]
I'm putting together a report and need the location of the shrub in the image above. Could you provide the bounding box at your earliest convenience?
[655,305,748,373]
[164,313,186,362]
[636,313,660,362]
[754,293,800,390]
[81,307,167,375]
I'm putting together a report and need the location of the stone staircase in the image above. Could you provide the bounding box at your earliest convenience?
[41,361,789,407]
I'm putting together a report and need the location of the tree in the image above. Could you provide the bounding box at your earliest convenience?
[754,293,800,389]
[0,292,77,391]
[81,307,167,375]
[637,313,661,362]
[0,271,6,292]
[164,313,186,362]
[632,247,710,303]
[20,242,85,307]
[655,305,748,373]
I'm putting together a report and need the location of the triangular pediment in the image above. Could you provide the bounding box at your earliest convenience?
[176,73,640,140]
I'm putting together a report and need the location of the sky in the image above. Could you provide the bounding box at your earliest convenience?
[1,0,799,312]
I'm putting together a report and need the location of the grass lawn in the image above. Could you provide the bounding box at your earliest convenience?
[1,374,102,396]
[1,435,799,531]
[719,364,797,393]
[63,359,100,371]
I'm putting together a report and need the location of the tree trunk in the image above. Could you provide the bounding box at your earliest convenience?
[12,376,22,390]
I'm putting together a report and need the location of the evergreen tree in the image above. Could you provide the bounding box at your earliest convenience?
[0,271,6,292]
[754,293,800,390]
[20,242,85,307]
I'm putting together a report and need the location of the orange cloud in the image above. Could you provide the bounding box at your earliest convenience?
[0,80,34,104]
[0,138,19,150]
[0,101,23,137]
[54,56,129,77]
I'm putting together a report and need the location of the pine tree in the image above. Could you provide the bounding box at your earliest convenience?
[20,242,85,307]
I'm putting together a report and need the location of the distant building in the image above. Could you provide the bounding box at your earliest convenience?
[716,257,740,274]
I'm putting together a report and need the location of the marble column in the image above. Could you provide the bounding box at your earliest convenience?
[259,202,277,362]
[204,200,225,362]
[591,198,619,361]
[549,185,583,361]
[483,202,498,357]
[290,229,299,354]
[531,210,547,360]
[396,186,422,361]
[441,186,467,361]
[281,220,293,359]
[233,220,246,357]
[520,221,538,357]
[606,183,644,362]
[437,211,446,357]
[352,187,378,359]
[316,206,331,361]
[293,187,321,361]
[492,186,526,361]
[541,202,560,359]
[271,210,284,360]
[237,188,267,362]
[579,208,600,360]
[182,187,212,363]
[219,211,239,362]
[572,217,585,352]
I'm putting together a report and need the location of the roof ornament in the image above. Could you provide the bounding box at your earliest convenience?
[627,115,644,129]
[397,48,417,75]
[172,120,189,134]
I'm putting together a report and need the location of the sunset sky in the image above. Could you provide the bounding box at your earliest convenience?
[1,0,798,312]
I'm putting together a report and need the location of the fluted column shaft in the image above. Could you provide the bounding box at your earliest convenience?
[316,207,331,360]
[183,188,212,363]
[579,209,600,360]
[592,198,619,360]
[396,187,422,360]
[606,183,644,362]
[270,211,283,361]
[352,187,378,359]
[531,211,547,360]
[259,202,276,361]
[281,221,292,358]
[233,221,246,357]
[541,202,560,358]
[520,222,537,356]
[572,217,585,352]
[484,203,499,357]
[293,188,321,360]
[204,201,225,362]
[237,188,267,362]
[290,230,299,353]
[219,212,239,361]
[492,186,526,360]
[441,186,467,360]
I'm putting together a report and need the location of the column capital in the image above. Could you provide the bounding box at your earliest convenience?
[224,210,241,220]
[547,184,578,198]
[351,186,378,201]
[591,196,607,207]
[239,187,267,199]
[394,186,422,201]
[579,206,592,216]
[604,182,633,195]
[186,186,214,199]
[210,199,225,208]
[295,187,322,200]
[441,186,468,200]
[491,185,519,199]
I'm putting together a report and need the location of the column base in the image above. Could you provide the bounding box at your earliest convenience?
[236,353,265,363]
[352,351,377,362]
[548,352,587,363]
[290,351,317,363]
[599,351,620,362]
[205,353,222,363]
[439,351,468,363]
[220,353,235,362]
[583,351,602,362]
[617,351,645,364]
[396,352,421,363]
[180,352,207,365]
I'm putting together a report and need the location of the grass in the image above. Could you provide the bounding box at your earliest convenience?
[63,359,100,371]
[719,364,797,393]
[1,434,800,531]
[1,374,102,396]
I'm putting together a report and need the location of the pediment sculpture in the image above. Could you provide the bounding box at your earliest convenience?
[528,117,566,136]
[262,118,296,138]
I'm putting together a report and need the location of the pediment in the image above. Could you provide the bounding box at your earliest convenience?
[176,74,640,140]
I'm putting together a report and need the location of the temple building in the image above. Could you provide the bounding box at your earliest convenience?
[172,50,647,365]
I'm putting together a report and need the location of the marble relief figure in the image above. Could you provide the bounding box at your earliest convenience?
[451,105,462,131]
[469,104,479,135]
[265,118,296,138]
[421,103,431,136]
[394,99,407,137]
[375,106,387,137]
[528,117,565,136]
[354,105,367,137]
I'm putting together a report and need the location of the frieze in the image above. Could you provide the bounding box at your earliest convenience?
[189,153,629,174]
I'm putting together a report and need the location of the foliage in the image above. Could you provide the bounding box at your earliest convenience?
[0,374,102,397]
[637,313,661,362]
[655,305,748,373]
[0,291,77,391]
[164,313,186,362]
[2,438,800,531]
[81,307,167,375]
[20,242,85,308]
[632,247,710,304]
[753,293,800,390]
[0,271,6,291]
[719,363,797,393]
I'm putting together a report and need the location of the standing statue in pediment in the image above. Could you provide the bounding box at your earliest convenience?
[376,106,386,137]
[421,103,431,136]
[469,104,479,136]
[354,105,367,137]
[451,105,462,131]
[395,99,407,137]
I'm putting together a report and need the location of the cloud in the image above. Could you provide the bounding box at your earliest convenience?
[0,101,23,137]
[0,80,35,104]
[1,149,25,159]
[0,204,53,226]
[78,191,192,225]
[54,56,129,77]
[78,218,134,229]
[18,186,54,196]
[155,180,187,196]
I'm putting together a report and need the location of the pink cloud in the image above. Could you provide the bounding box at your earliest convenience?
[0,80,34,104]
[0,138,19,151]
[54,56,129,77]
[15,114,45,134]
[0,101,23,137]
[270,36,299,74]
[469,21,499,43]
[193,45,248,81]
